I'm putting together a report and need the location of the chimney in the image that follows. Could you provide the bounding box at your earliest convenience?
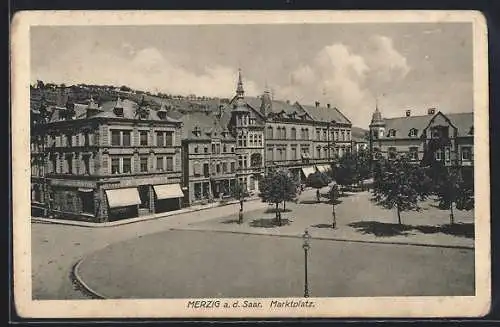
[405,110,411,117]
[315,101,320,107]
[427,108,436,115]
[327,103,331,108]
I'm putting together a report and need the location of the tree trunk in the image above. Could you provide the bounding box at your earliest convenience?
[283,201,286,212]
[275,203,281,226]
[316,189,320,203]
[449,201,455,225]
[332,203,336,229]
[396,202,402,225]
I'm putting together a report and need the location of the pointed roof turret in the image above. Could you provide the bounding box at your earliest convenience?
[236,68,245,98]
[370,99,384,127]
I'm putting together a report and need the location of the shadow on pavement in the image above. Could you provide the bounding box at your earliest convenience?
[299,200,325,205]
[311,223,335,229]
[348,221,414,237]
[264,207,293,214]
[220,219,241,224]
[249,218,291,228]
[348,221,474,239]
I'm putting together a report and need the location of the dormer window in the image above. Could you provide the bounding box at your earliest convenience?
[468,126,474,135]
[113,107,124,117]
[193,126,201,137]
[409,128,418,137]
[157,110,167,120]
[387,129,396,137]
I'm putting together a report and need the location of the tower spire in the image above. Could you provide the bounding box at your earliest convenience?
[236,68,245,98]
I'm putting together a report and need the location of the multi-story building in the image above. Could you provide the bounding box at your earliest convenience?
[181,111,238,205]
[221,71,352,186]
[368,106,474,178]
[30,97,184,222]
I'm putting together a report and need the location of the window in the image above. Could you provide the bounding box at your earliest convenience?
[212,144,216,153]
[165,132,173,147]
[388,147,397,160]
[347,131,351,141]
[267,126,273,139]
[409,128,418,137]
[204,146,208,153]
[222,162,227,173]
[122,131,131,146]
[122,158,131,173]
[317,147,321,158]
[193,162,201,176]
[230,162,235,172]
[216,164,221,174]
[409,147,419,160]
[445,147,450,162]
[156,156,164,171]
[316,129,321,141]
[140,156,148,172]
[223,144,227,153]
[388,129,397,137]
[291,146,297,160]
[65,155,73,174]
[230,146,234,153]
[435,149,443,161]
[291,127,296,140]
[111,130,121,146]
[156,132,164,147]
[140,131,148,146]
[267,147,274,161]
[282,127,287,139]
[194,145,199,154]
[203,163,210,177]
[341,131,345,141]
[216,144,221,154]
[334,131,339,141]
[323,129,327,141]
[277,148,283,161]
[462,147,472,160]
[166,156,174,171]
[82,155,90,174]
[111,157,120,174]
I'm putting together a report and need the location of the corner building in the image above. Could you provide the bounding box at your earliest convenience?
[30,97,184,222]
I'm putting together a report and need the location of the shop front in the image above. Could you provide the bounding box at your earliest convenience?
[153,183,184,213]
[105,187,142,221]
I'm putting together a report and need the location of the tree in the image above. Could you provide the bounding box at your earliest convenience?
[335,153,358,193]
[230,181,249,224]
[328,183,341,228]
[306,171,331,202]
[435,167,474,224]
[259,170,298,226]
[372,157,432,224]
[120,85,132,92]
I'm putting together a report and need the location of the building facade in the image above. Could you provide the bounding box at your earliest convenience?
[30,97,184,222]
[221,71,353,186]
[368,107,474,176]
[181,111,238,206]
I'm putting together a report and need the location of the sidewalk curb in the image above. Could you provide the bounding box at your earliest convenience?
[71,258,107,299]
[32,197,261,228]
[170,228,474,250]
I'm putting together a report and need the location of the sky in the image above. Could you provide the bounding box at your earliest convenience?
[30,23,473,128]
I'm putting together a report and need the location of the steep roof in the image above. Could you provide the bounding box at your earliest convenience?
[299,103,351,125]
[382,111,473,138]
[181,111,234,141]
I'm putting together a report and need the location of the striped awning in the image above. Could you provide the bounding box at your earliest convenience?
[153,184,184,200]
[316,165,330,173]
[105,188,141,208]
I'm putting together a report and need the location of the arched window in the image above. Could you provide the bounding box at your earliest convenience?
[267,126,273,139]
[291,127,296,140]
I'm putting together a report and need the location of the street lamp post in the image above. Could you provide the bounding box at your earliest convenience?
[302,229,311,298]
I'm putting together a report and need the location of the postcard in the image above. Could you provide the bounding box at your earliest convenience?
[11,10,490,318]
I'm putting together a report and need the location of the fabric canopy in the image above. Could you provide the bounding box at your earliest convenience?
[301,166,316,178]
[105,188,141,208]
[153,184,184,200]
